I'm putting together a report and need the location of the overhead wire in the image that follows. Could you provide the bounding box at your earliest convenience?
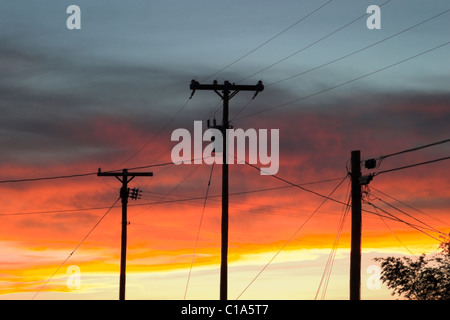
[138,191,350,224]
[0,172,98,184]
[200,0,335,82]
[0,205,119,217]
[315,179,351,300]
[374,156,450,176]
[371,205,416,256]
[371,194,445,236]
[243,160,350,207]
[370,186,449,225]
[378,138,450,160]
[365,201,443,242]
[363,205,445,237]
[266,9,450,88]
[237,0,393,83]
[0,156,209,185]
[1,176,344,217]
[234,41,450,121]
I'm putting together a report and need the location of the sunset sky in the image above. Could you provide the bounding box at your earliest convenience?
[0,0,449,300]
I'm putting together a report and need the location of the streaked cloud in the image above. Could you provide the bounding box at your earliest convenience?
[0,0,448,299]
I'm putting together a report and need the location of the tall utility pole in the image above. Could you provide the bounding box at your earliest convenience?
[190,79,264,300]
[350,150,362,300]
[97,168,153,300]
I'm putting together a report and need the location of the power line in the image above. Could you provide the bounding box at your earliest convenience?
[371,194,445,236]
[234,41,450,121]
[0,177,343,217]
[31,197,120,300]
[315,179,351,300]
[379,139,450,160]
[365,201,443,242]
[0,205,119,217]
[243,160,349,207]
[200,0,335,82]
[370,186,449,225]
[374,156,450,176]
[372,205,416,256]
[0,157,206,184]
[140,192,350,223]
[0,172,98,184]
[267,9,449,88]
[363,204,444,237]
[237,0,393,83]
[140,176,343,197]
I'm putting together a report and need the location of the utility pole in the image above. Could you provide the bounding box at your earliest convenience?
[350,150,362,300]
[97,168,152,300]
[190,79,264,300]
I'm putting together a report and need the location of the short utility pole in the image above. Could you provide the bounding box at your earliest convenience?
[97,168,153,300]
[190,79,264,300]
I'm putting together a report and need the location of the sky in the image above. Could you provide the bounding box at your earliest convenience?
[0,0,449,300]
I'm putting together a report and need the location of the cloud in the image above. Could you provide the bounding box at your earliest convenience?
[1,0,449,300]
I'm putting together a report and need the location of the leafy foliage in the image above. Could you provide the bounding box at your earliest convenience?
[374,233,450,300]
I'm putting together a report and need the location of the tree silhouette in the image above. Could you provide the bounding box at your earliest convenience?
[374,233,450,300]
